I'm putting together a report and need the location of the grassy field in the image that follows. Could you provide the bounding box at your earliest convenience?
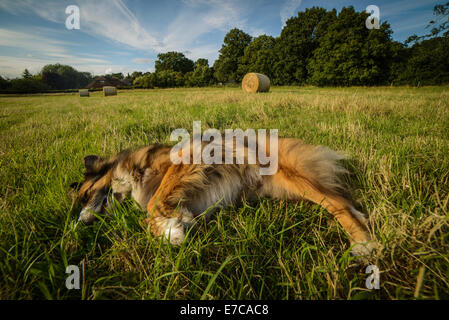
[0,86,448,300]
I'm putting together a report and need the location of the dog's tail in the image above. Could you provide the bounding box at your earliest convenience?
[277,138,349,195]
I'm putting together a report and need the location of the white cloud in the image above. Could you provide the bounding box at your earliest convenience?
[132,58,154,64]
[0,55,132,78]
[161,0,260,64]
[0,0,255,75]
[76,0,162,51]
[159,0,247,60]
[387,11,435,35]
[0,0,63,23]
[0,28,113,77]
[0,56,47,78]
[0,0,162,51]
[381,0,437,18]
[248,28,266,38]
[280,0,302,27]
[35,0,243,50]
[73,0,248,61]
[0,28,70,56]
[376,0,437,39]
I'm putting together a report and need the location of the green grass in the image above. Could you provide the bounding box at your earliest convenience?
[0,86,448,299]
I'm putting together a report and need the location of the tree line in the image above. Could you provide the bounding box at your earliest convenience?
[213,5,449,86]
[1,5,448,92]
[0,64,94,93]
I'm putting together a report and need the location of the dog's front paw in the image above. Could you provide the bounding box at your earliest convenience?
[350,241,379,258]
[162,218,185,245]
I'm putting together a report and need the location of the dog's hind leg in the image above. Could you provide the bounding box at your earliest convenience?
[259,139,376,256]
[262,172,375,256]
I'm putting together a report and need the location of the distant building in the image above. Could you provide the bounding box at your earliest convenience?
[87,76,129,89]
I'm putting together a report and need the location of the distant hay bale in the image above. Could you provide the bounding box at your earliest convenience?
[103,86,117,96]
[242,73,270,93]
[79,89,89,97]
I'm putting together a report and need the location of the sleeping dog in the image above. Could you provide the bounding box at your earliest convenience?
[70,137,377,257]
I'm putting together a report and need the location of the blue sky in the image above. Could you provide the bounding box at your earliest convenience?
[0,0,441,78]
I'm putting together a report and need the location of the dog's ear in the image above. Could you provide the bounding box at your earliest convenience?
[84,155,102,173]
[68,182,81,202]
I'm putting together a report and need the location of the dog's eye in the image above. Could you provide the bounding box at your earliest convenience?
[81,191,89,203]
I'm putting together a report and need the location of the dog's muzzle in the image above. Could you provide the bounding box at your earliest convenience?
[78,209,96,225]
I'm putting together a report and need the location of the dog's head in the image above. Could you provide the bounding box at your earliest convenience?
[70,155,119,224]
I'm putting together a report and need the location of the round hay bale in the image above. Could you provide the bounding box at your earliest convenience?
[242,73,270,93]
[103,86,117,96]
[79,89,89,97]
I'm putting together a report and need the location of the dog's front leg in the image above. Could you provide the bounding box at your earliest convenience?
[143,164,196,245]
[145,208,186,245]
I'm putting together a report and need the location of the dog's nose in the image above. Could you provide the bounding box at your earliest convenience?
[78,209,96,225]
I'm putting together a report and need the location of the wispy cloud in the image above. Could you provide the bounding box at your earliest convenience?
[159,0,249,61]
[280,0,302,27]
[379,0,437,39]
[0,28,69,56]
[0,0,161,51]
[0,0,248,55]
[381,0,437,18]
[132,58,154,64]
[0,54,133,79]
[0,0,253,69]
[0,28,108,62]
[76,0,162,51]
[0,0,63,23]
[0,27,121,77]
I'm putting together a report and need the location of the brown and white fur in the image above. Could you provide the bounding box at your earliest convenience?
[70,138,377,257]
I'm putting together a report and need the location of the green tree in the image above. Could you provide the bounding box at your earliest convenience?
[42,71,64,90]
[274,7,335,85]
[129,71,143,83]
[134,73,158,89]
[307,6,395,86]
[398,37,449,85]
[133,75,144,88]
[388,41,410,85]
[143,73,157,88]
[186,59,214,87]
[9,78,49,92]
[238,35,277,82]
[155,52,194,74]
[22,69,32,79]
[111,72,124,80]
[195,58,209,68]
[41,64,92,89]
[213,28,252,83]
[0,76,11,90]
